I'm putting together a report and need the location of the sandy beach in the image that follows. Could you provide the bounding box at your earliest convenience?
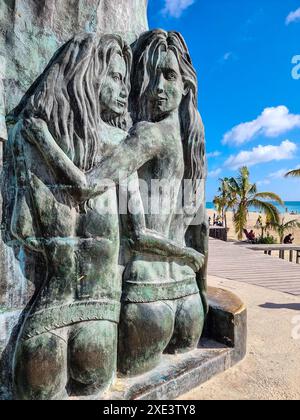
[207,209,300,245]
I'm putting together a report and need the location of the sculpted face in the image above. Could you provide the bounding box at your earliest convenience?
[100,53,128,116]
[149,50,186,120]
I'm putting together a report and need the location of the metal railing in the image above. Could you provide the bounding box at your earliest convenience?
[244,244,300,264]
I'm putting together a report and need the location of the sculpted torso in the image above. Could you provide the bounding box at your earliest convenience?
[124,49,192,285]
[11,49,129,309]
[124,118,184,285]
[139,119,184,235]
[76,124,126,301]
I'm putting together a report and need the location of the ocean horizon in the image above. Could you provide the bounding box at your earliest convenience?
[206,201,300,215]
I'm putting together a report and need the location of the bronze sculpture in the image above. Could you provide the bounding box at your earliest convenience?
[3,30,207,400]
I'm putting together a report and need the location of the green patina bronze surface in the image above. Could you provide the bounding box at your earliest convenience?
[0,4,149,392]
[0,1,211,401]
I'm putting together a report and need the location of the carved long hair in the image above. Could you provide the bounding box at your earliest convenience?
[10,33,132,172]
[130,29,206,190]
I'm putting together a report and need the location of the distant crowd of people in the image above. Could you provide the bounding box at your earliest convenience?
[286,208,299,216]
[209,213,296,245]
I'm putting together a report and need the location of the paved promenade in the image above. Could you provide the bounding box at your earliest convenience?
[208,239,300,296]
[181,276,300,400]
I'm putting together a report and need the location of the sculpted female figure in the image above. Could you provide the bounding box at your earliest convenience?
[7,33,133,400]
[117,30,207,374]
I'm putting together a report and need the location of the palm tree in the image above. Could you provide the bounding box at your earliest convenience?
[213,177,236,229]
[285,169,300,178]
[227,167,284,240]
[270,218,300,244]
[255,214,273,239]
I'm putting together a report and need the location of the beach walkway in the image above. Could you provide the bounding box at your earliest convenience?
[208,239,300,296]
[181,276,300,400]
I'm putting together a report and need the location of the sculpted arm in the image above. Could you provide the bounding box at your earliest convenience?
[23,118,163,201]
[22,118,88,201]
[86,122,162,195]
[126,173,204,272]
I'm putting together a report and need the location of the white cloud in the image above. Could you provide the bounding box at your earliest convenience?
[223,106,300,146]
[208,168,222,178]
[218,52,238,65]
[207,151,221,158]
[258,165,300,186]
[225,140,297,170]
[162,0,195,18]
[268,165,300,179]
[268,169,289,179]
[223,52,233,61]
[286,8,300,25]
[257,179,271,186]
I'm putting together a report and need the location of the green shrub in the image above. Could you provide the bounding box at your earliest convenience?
[257,235,277,244]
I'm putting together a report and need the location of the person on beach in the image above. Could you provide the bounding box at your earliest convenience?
[284,234,294,244]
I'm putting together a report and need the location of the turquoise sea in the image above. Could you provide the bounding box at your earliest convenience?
[206,201,300,215]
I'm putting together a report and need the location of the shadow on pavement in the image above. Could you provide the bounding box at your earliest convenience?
[260,302,300,311]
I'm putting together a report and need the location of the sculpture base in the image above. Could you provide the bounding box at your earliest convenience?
[103,340,241,400]
[82,287,247,400]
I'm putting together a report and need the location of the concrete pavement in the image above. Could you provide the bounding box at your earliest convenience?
[180,276,300,400]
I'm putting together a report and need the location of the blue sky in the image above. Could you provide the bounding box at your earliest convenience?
[148,0,300,201]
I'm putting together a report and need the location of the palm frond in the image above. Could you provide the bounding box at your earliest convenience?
[227,177,239,193]
[269,218,300,243]
[240,166,250,178]
[254,192,284,205]
[248,183,257,196]
[272,219,300,230]
[285,169,300,178]
[248,200,280,224]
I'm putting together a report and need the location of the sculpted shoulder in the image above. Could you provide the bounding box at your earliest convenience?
[13,117,49,146]
[128,121,164,150]
[130,121,158,136]
[99,121,128,151]
[7,117,33,147]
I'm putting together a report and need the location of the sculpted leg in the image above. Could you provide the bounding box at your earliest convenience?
[118,302,175,376]
[68,321,117,396]
[165,294,204,354]
[14,331,68,400]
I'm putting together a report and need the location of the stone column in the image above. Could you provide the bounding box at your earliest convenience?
[0,0,148,115]
[97,0,149,42]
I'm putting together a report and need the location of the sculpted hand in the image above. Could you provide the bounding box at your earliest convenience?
[185,247,205,272]
[20,116,89,203]
[22,117,48,145]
